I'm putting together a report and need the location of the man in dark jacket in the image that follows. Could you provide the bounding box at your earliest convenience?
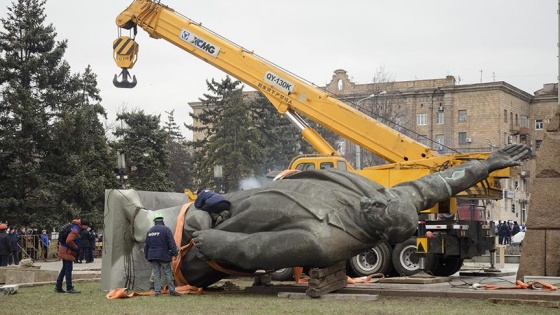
[40,230,50,261]
[195,189,231,226]
[499,221,511,245]
[0,223,12,266]
[87,228,97,263]
[512,221,521,236]
[497,221,505,244]
[144,213,180,296]
[8,228,21,265]
[78,227,92,263]
[195,189,231,213]
[55,219,90,294]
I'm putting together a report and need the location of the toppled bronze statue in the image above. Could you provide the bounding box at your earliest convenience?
[103,144,529,289]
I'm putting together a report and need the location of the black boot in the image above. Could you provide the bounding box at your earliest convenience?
[66,287,81,294]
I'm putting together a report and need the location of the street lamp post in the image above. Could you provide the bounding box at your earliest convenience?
[354,91,386,169]
[214,165,224,193]
[116,151,127,189]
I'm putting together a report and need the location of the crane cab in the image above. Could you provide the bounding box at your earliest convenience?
[288,154,352,172]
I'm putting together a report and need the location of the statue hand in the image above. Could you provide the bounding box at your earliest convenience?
[485,144,530,173]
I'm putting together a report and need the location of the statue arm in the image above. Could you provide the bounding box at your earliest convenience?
[391,144,529,212]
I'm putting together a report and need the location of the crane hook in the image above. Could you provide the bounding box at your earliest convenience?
[113,69,137,89]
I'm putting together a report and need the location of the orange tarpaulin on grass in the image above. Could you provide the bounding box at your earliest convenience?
[106,286,203,299]
[107,288,155,299]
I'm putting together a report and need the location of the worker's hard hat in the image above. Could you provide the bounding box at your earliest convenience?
[153,213,164,222]
[0,223,7,230]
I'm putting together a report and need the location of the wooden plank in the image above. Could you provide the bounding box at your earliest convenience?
[308,261,346,278]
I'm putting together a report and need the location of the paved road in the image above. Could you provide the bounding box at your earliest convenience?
[33,259,102,272]
[29,259,560,301]
[33,259,517,276]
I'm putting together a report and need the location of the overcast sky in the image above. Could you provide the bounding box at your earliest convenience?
[0,0,557,139]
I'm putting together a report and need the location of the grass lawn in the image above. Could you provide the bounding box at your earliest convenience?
[1,280,558,315]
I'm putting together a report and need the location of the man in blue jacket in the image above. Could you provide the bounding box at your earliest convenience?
[195,189,231,226]
[40,230,50,261]
[144,213,180,296]
[8,228,21,265]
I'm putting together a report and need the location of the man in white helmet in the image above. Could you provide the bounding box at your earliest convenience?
[144,213,180,296]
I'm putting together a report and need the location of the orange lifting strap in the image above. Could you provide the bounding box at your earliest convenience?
[171,202,194,286]
[480,280,557,290]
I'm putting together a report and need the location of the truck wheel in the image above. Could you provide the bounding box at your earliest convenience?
[430,257,464,276]
[391,238,420,276]
[269,268,294,281]
[348,242,392,277]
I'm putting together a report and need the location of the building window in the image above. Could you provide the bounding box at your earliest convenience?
[458,132,467,145]
[337,161,348,171]
[535,119,543,130]
[436,112,444,124]
[535,139,542,150]
[504,110,507,123]
[458,110,467,122]
[515,114,518,126]
[417,135,428,145]
[520,115,529,128]
[435,134,445,151]
[295,163,315,171]
[395,115,404,132]
[417,113,427,126]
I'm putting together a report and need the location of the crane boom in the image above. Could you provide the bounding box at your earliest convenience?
[114,0,436,163]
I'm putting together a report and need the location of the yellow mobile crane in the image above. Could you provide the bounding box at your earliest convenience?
[114,0,510,277]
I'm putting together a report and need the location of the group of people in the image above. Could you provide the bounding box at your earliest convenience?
[0,223,52,266]
[0,218,101,295]
[496,220,523,245]
[76,225,97,264]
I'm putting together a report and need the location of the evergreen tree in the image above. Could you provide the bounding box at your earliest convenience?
[112,110,174,192]
[43,66,118,225]
[249,93,340,173]
[188,77,264,192]
[249,93,308,174]
[188,77,345,191]
[0,0,115,227]
[164,110,194,192]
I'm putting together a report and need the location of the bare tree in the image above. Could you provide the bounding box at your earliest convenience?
[352,66,411,167]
